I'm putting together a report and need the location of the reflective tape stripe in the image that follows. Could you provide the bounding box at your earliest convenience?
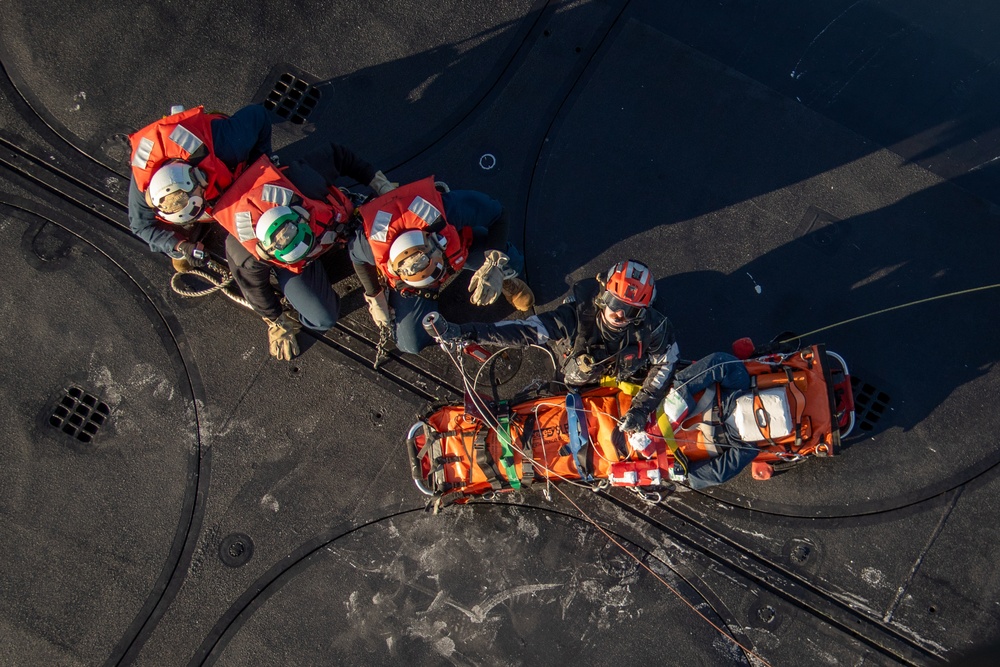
[132,137,155,169]
[408,196,441,226]
[624,260,650,285]
[282,241,311,264]
[654,341,680,365]
[495,316,551,344]
[234,211,255,242]
[261,184,294,206]
[645,349,679,392]
[168,125,204,156]
[370,210,393,242]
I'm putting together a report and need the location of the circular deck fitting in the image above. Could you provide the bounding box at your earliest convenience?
[219,533,255,568]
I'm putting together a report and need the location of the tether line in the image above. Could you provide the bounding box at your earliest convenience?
[783,283,1000,343]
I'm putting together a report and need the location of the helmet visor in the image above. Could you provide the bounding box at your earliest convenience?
[154,189,207,224]
[396,251,432,277]
[267,219,300,251]
[602,293,645,321]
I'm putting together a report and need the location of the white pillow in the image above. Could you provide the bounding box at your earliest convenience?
[726,387,793,442]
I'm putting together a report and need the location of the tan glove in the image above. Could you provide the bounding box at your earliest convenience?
[369,171,398,196]
[364,291,393,328]
[264,312,302,361]
[468,250,510,306]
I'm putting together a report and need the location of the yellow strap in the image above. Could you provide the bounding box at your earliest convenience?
[655,405,679,454]
[600,376,643,396]
[656,404,690,474]
[602,377,682,467]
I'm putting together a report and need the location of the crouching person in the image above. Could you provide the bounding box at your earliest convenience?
[350,179,534,354]
[128,104,274,272]
[213,142,396,360]
[430,260,680,436]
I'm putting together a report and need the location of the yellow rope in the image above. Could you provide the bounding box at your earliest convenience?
[783,283,1000,343]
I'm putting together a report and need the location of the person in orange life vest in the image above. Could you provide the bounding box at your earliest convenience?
[213,142,398,361]
[127,104,273,273]
[349,181,535,354]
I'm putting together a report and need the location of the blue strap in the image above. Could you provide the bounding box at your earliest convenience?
[565,392,593,481]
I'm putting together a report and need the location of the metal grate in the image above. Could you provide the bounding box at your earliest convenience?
[263,73,320,124]
[850,377,891,432]
[49,386,110,443]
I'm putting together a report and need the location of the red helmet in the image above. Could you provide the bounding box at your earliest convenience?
[597,260,655,327]
[603,260,655,306]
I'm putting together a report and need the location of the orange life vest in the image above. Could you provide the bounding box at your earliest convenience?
[212,155,356,274]
[358,177,472,293]
[129,106,234,200]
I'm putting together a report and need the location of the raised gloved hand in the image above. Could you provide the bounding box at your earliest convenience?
[264,312,302,361]
[369,171,398,196]
[364,291,393,328]
[468,250,511,306]
[618,409,647,434]
[175,240,206,268]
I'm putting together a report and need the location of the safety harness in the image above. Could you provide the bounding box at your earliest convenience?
[564,281,662,384]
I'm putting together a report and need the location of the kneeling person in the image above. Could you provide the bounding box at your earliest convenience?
[128,104,273,272]
[213,142,396,360]
[350,179,535,354]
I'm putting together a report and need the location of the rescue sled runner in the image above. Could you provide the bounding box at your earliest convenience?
[406,345,855,505]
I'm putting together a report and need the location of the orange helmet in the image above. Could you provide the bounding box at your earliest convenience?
[597,260,655,326]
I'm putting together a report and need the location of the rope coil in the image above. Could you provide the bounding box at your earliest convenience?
[170,259,253,309]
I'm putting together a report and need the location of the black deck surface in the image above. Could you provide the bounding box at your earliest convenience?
[2,1,1000,665]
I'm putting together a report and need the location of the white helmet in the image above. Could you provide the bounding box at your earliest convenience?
[254,206,314,264]
[146,160,208,224]
[388,230,446,287]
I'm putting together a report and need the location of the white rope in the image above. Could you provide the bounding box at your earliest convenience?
[170,260,253,310]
